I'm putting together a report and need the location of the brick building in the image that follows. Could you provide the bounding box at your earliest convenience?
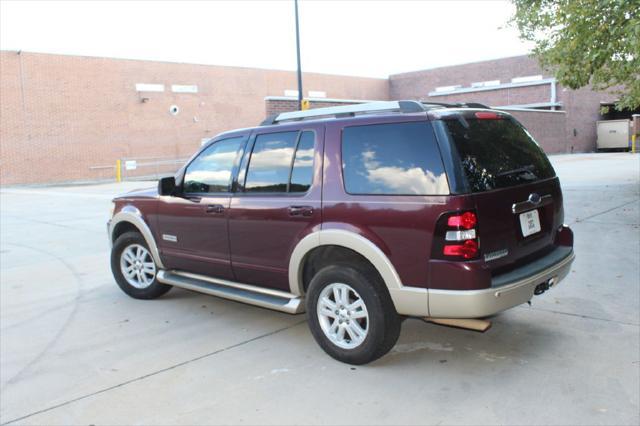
[390,55,622,154]
[0,51,387,185]
[0,51,626,185]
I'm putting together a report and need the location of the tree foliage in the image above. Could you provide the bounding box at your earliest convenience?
[511,0,640,110]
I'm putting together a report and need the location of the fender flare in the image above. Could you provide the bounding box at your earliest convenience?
[108,206,165,269]
[288,229,404,296]
[288,229,430,316]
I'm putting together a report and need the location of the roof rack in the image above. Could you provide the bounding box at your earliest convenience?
[261,100,425,125]
[260,100,491,125]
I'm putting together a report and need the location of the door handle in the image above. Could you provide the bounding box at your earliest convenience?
[289,205,314,217]
[512,194,552,214]
[206,204,225,214]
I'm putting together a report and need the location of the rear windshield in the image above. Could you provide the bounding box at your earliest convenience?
[440,116,555,193]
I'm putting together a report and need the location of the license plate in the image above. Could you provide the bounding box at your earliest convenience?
[519,209,541,237]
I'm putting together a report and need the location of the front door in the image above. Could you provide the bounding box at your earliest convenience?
[228,126,324,291]
[156,136,246,279]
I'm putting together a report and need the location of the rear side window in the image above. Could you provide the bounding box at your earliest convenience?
[289,131,315,192]
[342,121,448,195]
[441,116,555,193]
[244,131,315,193]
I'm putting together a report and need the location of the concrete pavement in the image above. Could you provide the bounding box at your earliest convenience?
[1,153,638,425]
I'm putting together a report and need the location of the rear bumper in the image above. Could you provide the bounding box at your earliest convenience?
[426,246,575,318]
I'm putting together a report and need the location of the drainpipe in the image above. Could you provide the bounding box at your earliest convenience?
[550,79,557,111]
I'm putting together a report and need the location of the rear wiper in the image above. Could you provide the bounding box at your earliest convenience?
[496,164,535,178]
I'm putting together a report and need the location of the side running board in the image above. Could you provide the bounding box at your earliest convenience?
[156,270,304,314]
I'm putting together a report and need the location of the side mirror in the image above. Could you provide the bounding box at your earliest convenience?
[158,176,176,196]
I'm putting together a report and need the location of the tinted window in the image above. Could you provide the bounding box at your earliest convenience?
[245,132,298,193]
[342,122,448,195]
[441,116,555,193]
[183,137,243,193]
[289,131,315,192]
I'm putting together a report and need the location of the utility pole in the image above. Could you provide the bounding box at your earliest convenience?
[294,0,303,110]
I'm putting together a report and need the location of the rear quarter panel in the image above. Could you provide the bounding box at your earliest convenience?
[321,115,474,288]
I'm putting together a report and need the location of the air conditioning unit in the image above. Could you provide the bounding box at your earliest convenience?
[596,119,631,151]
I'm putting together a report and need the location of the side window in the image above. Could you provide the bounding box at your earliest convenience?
[183,137,243,193]
[342,122,448,195]
[245,132,298,192]
[244,131,315,193]
[289,131,315,192]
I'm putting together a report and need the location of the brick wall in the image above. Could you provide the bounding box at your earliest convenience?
[420,85,552,109]
[390,56,546,100]
[1,51,621,185]
[0,51,388,185]
[503,109,568,153]
[390,55,618,153]
[264,98,568,154]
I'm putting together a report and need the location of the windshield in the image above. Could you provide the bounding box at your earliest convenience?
[441,116,556,193]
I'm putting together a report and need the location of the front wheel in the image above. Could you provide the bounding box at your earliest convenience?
[306,264,401,365]
[110,231,172,299]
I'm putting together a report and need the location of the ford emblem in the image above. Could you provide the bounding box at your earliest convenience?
[528,193,542,204]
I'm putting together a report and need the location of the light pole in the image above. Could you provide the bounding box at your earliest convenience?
[294,0,303,110]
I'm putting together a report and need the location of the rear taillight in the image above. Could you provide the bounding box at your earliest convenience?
[433,210,480,260]
[447,211,477,229]
[443,240,478,259]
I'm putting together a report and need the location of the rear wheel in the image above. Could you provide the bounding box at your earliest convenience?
[111,231,172,299]
[306,264,401,365]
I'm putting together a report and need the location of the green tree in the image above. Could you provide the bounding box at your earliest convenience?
[511,0,640,110]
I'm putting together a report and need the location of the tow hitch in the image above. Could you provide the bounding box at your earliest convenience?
[534,277,557,296]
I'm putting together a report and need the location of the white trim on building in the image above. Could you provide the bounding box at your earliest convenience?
[493,101,564,110]
[428,78,556,97]
[265,96,380,104]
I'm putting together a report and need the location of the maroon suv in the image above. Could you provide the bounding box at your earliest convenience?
[108,100,575,364]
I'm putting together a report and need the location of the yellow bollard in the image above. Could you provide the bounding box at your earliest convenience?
[116,159,122,182]
[632,134,637,153]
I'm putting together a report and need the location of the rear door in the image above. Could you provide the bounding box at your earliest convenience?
[433,111,564,271]
[227,125,324,291]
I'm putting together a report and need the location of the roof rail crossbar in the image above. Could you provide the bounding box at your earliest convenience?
[262,100,426,125]
[260,113,279,126]
[421,101,491,109]
[463,102,491,109]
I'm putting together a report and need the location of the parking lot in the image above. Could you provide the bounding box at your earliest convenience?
[1,152,638,425]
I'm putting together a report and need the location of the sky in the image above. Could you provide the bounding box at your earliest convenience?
[0,0,533,78]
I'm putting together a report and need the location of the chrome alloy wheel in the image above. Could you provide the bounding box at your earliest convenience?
[316,283,369,349]
[120,244,156,289]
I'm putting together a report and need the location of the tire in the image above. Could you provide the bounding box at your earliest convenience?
[306,263,401,365]
[110,231,172,299]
